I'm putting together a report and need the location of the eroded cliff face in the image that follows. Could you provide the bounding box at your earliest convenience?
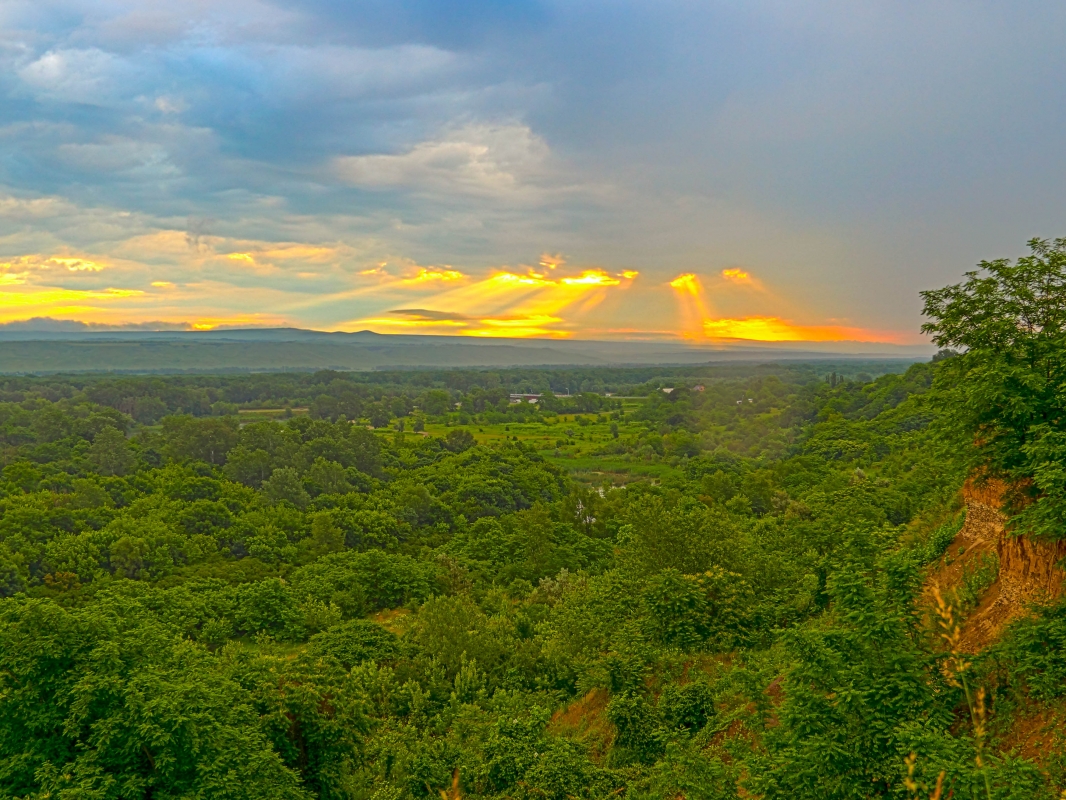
[935,478,1066,651]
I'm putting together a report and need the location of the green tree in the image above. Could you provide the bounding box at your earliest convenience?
[88,425,136,476]
[922,237,1066,535]
[366,403,391,429]
[420,389,453,415]
[224,446,275,487]
[444,428,476,453]
[752,562,944,799]
[1,462,40,493]
[261,467,311,509]
[308,512,345,555]
[306,457,351,495]
[162,415,240,465]
[0,599,310,799]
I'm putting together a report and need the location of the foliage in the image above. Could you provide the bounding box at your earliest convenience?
[922,237,1066,537]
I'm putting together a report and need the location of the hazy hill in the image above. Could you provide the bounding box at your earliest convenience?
[0,324,932,374]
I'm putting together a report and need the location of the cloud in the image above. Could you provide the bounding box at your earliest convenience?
[56,137,176,176]
[18,48,132,105]
[154,96,188,114]
[389,308,472,322]
[332,124,552,197]
[0,286,144,323]
[402,267,466,284]
[0,254,109,279]
[720,268,750,283]
[0,316,193,332]
[268,43,460,103]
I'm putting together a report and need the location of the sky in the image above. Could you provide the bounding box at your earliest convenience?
[2,0,1065,344]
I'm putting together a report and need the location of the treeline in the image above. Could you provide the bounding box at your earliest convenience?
[0,360,914,425]
[0,375,619,427]
[580,362,935,463]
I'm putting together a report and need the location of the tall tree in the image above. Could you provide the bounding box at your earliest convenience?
[922,237,1066,535]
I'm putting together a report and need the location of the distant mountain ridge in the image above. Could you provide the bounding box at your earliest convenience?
[0,319,934,373]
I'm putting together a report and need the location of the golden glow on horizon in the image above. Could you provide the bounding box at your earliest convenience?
[357,317,467,328]
[151,281,174,288]
[468,314,565,338]
[0,286,145,323]
[705,316,839,341]
[188,314,285,330]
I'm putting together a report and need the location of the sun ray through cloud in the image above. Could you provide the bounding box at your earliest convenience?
[341,264,639,337]
[668,269,901,343]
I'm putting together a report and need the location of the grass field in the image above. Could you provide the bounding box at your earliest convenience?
[236,399,672,485]
[416,404,672,485]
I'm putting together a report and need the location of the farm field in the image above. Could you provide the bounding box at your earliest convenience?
[418,411,675,485]
[236,398,668,484]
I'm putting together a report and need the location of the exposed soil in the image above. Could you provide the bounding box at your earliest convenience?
[998,701,1066,765]
[924,478,1066,652]
[549,687,615,760]
[370,607,412,635]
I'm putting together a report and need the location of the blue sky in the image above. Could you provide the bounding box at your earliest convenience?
[2,0,1065,341]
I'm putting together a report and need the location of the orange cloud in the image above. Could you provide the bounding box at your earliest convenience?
[47,257,107,272]
[717,267,767,292]
[562,270,620,287]
[1,254,109,275]
[669,273,700,292]
[402,267,466,284]
[539,253,565,271]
